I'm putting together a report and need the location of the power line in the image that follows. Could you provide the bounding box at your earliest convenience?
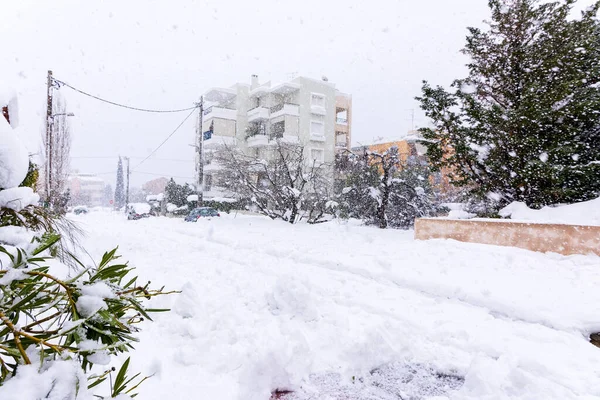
[72,156,193,163]
[134,171,194,179]
[78,170,194,180]
[132,107,198,171]
[53,78,200,113]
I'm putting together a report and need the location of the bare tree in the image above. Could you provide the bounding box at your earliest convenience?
[42,94,72,213]
[215,140,333,224]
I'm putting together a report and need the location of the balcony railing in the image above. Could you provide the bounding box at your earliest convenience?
[247,106,270,122]
[203,106,237,120]
[336,117,348,124]
[270,103,299,113]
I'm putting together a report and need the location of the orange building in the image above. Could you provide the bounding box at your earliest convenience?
[351,132,460,200]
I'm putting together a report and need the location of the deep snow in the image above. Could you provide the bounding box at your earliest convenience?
[70,211,600,400]
[499,198,600,226]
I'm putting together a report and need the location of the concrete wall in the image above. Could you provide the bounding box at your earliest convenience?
[415,218,600,256]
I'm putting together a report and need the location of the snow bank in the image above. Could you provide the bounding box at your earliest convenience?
[0,187,40,211]
[0,225,36,247]
[147,193,164,202]
[499,198,600,226]
[71,211,600,400]
[187,194,199,202]
[0,118,29,189]
[0,359,94,400]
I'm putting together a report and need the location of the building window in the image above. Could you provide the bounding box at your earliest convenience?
[311,113,325,122]
[310,121,324,135]
[310,148,324,163]
[311,93,325,107]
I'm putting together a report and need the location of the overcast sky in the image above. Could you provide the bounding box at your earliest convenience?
[2,0,595,188]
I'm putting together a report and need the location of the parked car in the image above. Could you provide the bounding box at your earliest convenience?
[73,206,88,215]
[127,204,152,220]
[184,207,220,222]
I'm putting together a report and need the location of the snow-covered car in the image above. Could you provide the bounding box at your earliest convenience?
[73,206,88,215]
[127,203,152,220]
[184,207,220,221]
[127,211,149,220]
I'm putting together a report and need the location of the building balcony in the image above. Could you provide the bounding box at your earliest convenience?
[204,87,237,103]
[247,107,270,122]
[270,132,300,145]
[203,135,237,149]
[336,133,348,149]
[203,162,223,173]
[203,106,237,122]
[269,103,299,119]
[247,134,269,148]
[336,117,348,125]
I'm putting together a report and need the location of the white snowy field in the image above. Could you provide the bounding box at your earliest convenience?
[72,211,600,400]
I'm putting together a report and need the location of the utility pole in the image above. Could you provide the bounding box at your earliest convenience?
[124,156,130,213]
[45,70,54,207]
[196,96,204,205]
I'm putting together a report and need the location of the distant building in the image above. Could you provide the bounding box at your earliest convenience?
[68,174,105,206]
[351,131,428,167]
[199,75,352,198]
[351,132,460,201]
[142,177,169,195]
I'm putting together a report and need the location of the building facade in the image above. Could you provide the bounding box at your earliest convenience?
[198,75,352,195]
[68,174,106,206]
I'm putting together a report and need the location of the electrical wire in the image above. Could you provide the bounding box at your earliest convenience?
[132,107,198,171]
[83,170,194,180]
[53,78,199,113]
[72,156,193,163]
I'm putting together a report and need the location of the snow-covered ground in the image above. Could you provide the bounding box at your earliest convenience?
[72,211,600,400]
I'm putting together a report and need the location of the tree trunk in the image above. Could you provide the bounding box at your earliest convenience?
[377,168,391,229]
[289,203,298,224]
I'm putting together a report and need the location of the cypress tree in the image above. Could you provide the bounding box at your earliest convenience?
[114,157,125,209]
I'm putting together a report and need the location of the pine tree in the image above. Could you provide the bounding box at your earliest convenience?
[417,0,600,211]
[114,157,125,209]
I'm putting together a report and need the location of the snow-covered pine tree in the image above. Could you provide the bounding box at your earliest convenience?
[114,157,125,209]
[164,178,179,206]
[417,0,600,211]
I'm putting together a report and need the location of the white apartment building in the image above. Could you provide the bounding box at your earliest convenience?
[68,174,106,206]
[198,75,352,195]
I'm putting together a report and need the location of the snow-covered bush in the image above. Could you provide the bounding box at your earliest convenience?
[0,93,173,399]
[0,234,174,398]
[337,148,441,229]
